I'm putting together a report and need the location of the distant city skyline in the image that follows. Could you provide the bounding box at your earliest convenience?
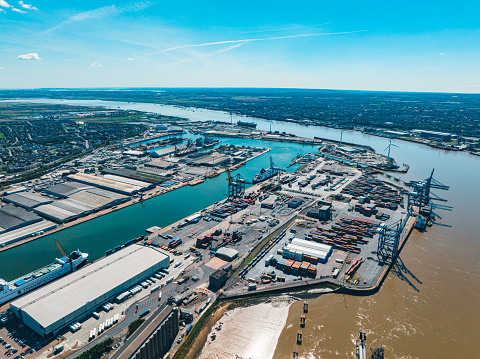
[1,0,479,93]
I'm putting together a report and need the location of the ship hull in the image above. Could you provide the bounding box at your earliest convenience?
[0,252,88,305]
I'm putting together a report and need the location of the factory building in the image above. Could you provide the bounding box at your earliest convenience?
[0,204,43,234]
[283,238,332,264]
[307,203,332,221]
[288,198,303,209]
[67,173,143,195]
[43,182,93,198]
[215,247,238,262]
[209,269,228,291]
[411,130,452,142]
[2,192,53,209]
[33,198,96,223]
[0,220,57,247]
[44,182,128,210]
[187,152,231,167]
[100,168,167,184]
[102,174,155,191]
[10,244,170,337]
[144,160,178,171]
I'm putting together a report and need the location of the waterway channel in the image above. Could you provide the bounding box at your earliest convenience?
[2,99,480,358]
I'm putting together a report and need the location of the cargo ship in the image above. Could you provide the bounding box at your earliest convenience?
[0,250,88,305]
[252,157,282,184]
[237,121,257,128]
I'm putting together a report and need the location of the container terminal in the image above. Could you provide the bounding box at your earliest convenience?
[0,131,449,359]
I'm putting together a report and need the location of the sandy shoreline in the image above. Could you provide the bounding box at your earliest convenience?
[198,299,293,359]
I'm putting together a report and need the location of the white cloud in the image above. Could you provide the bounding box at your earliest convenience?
[11,6,25,13]
[0,67,5,69]
[127,58,134,61]
[18,1,37,10]
[45,1,151,33]
[0,8,5,12]
[90,62,102,67]
[18,52,41,60]
[0,0,10,8]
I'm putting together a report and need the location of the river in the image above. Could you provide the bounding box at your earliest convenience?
[2,99,480,358]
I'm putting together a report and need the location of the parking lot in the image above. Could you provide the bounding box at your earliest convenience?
[0,324,37,359]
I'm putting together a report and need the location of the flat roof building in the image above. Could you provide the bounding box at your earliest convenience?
[0,204,43,234]
[2,192,53,209]
[215,247,238,262]
[67,173,142,195]
[411,130,452,142]
[209,269,228,291]
[10,244,170,337]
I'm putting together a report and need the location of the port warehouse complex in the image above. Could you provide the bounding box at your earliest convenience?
[0,170,148,247]
[10,245,169,337]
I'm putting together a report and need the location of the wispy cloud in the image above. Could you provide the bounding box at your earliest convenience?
[0,8,5,12]
[142,30,367,58]
[44,1,152,33]
[90,62,102,67]
[18,52,41,60]
[0,0,10,8]
[0,67,5,69]
[240,23,331,35]
[11,6,25,13]
[18,1,37,10]
[127,58,134,61]
[164,42,246,67]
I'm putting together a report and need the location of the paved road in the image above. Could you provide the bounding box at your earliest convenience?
[68,283,177,359]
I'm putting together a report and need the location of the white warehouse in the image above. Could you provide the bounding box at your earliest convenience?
[10,244,169,337]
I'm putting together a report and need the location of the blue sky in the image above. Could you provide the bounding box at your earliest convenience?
[1,0,479,92]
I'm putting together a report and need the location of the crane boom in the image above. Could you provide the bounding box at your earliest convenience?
[54,239,68,259]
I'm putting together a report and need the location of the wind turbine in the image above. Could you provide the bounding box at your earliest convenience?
[385,138,399,164]
[339,129,345,147]
[269,120,275,133]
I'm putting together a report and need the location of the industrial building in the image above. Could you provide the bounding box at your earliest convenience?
[307,203,332,221]
[44,182,128,210]
[43,182,93,198]
[100,168,167,184]
[283,238,332,264]
[186,152,231,167]
[411,129,452,142]
[67,173,144,195]
[144,160,177,171]
[0,204,43,234]
[10,244,170,337]
[115,307,179,359]
[103,174,155,191]
[209,269,228,291]
[0,220,57,247]
[288,199,303,209]
[150,147,177,158]
[215,247,238,262]
[2,192,53,209]
[33,198,96,223]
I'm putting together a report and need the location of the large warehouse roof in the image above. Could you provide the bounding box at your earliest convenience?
[0,220,57,247]
[0,204,42,232]
[34,198,96,223]
[11,245,169,332]
[44,182,93,198]
[3,192,53,209]
[67,173,142,195]
[68,188,127,208]
[102,174,152,189]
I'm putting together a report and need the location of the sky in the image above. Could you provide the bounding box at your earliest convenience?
[0,0,480,92]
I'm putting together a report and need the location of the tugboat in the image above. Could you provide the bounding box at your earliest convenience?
[252,156,282,184]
